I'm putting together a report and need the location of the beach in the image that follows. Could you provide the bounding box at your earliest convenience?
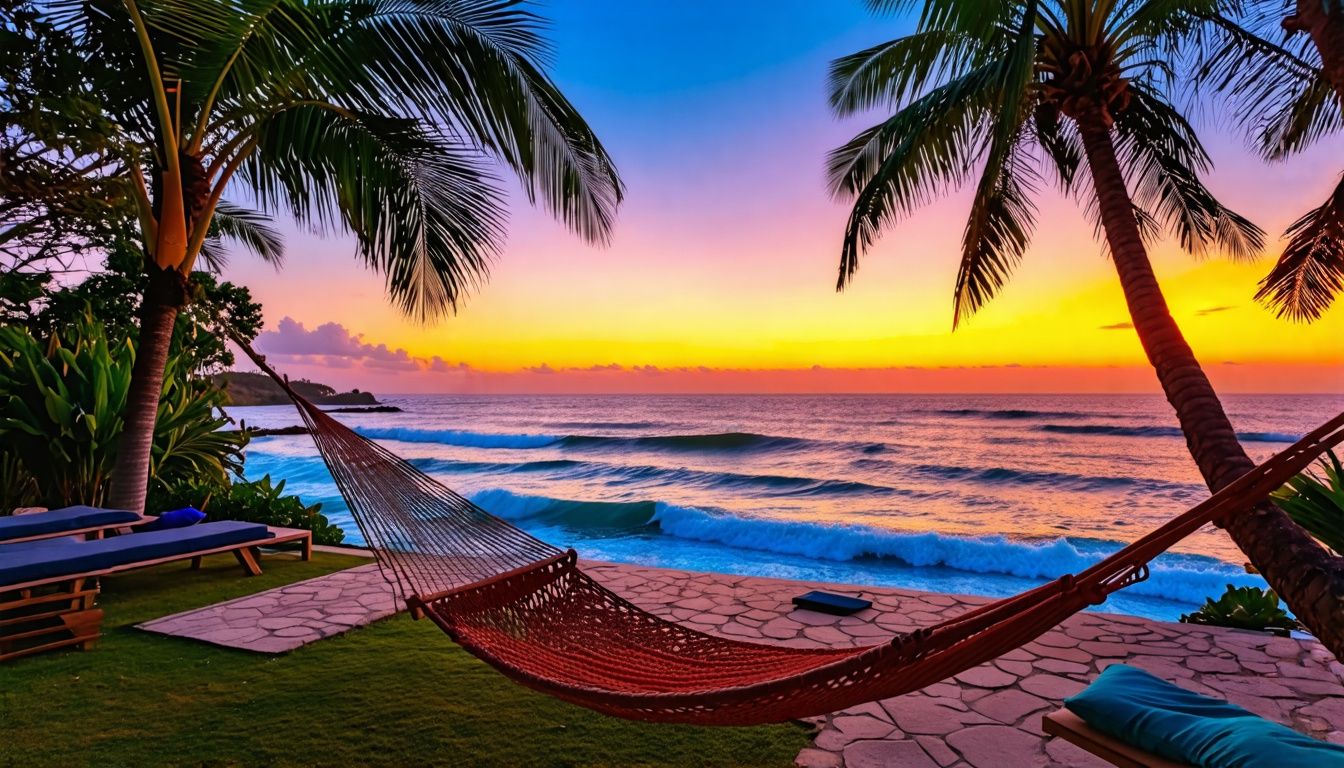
[233,393,1344,622]
[134,548,1344,767]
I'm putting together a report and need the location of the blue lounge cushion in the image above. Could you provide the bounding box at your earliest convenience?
[0,520,273,585]
[138,507,206,532]
[1065,664,1344,767]
[0,506,142,542]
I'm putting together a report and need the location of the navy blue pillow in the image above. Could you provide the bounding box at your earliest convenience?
[1065,664,1344,767]
[140,507,206,532]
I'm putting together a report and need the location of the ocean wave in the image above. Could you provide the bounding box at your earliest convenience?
[1040,424,1297,443]
[559,431,812,452]
[414,457,585,475]
[546,420,669,431]
[469,487,1261,603]
[649,503,1262,603]
[909,462,1190,493]
[354,426,817,454]
[419,455,928,499]
[357,426,560,449]
[469,488,659,530]
[937,408,1092,420]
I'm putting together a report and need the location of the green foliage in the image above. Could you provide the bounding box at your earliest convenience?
[150,475,344,546]
[21,243,264,374]
[0,4,134,267]
[0,449,40,511]
[1273,449,1344,556]
[10,0,624,321]
[1181,585,1300,634]
[1188,2,1343,321]
[0,315,246,509]
[829,1,1264,325]
[2,554,806,768]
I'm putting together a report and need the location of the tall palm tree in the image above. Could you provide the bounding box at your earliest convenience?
[829,0,1344,656]
[1193,1,1343,320]
[48,0,623,514]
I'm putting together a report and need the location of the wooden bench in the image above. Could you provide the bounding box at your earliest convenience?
[0,576,102,662]
[0,525,313,662]
[1043,709,1190,768]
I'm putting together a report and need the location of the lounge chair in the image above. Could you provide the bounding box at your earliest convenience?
[0,521,313,662]
[1043,664,1344,767]
[0,506,148,544]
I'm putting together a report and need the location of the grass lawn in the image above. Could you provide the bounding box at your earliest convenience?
[0,552,810,767]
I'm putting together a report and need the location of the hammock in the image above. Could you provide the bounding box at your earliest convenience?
[236,341,1344,725]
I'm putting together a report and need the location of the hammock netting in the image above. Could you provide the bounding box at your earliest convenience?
[240,342,1344,725]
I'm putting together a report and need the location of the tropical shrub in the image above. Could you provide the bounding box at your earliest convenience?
[0,315,245,509]
[1181,585,1300,635]
[1272,450,1344,556]
[150,475,344,546]
[0,449,39,511]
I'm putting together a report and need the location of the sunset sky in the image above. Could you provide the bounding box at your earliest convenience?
[230,1,1343,395]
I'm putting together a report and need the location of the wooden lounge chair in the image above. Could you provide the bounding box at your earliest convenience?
[1043,664,1344,767]
[0,506,150,545]
[1044,708,1189,768]
[0,522,312,662]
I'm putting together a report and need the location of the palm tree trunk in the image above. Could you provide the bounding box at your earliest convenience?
[107,265,186,512]
[1287,0,1344,104]
[1075,116,1344,657]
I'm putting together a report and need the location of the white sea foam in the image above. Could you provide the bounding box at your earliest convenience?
[465,487,1263,604]
[356,426,560,449]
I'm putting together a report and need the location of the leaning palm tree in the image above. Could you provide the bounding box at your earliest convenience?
[47,0,622,514]
[829,0,1344,656]
[1192,1,1343,320]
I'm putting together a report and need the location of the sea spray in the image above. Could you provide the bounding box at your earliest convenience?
[459,487,1265,604]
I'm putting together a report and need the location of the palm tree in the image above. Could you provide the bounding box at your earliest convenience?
[1193,2,1343,320]
[829,0,1344,656]
[48,0,623,514]
[1283,0,1344,102]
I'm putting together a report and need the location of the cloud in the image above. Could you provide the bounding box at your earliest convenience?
[1196,305,1235,316]
[1099,321,1134,330]
[254,318,470,374]
[428,357,471,373]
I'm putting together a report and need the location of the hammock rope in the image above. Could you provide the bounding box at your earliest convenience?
[232,338,1344,724]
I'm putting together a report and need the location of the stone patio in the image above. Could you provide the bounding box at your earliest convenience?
[138,563,397,653]
[138,558,1344,766]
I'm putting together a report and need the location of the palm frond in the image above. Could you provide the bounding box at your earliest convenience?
[830,62,1007,288]
[301,0,623,245]
[1112,83,1265,260]
[1256,174,1344,321]
[1187,3,1336,159]
[1255,73,1343,159]
[1033,104,1084,190]
[952,0,1041,326]
[865,0,1016,40]
[954,138,1039,326]
[828,30,975,116]
[241,104,505,320]
[198,201,285,272]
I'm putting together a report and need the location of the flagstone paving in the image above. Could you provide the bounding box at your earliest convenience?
[138,563,397,653]
[138,559,1344,766]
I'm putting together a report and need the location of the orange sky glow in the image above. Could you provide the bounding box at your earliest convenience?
[228,4,1342,395]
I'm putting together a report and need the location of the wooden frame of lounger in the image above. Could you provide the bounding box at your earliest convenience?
[0,526,313,662]
[1043,709,1190,768]
[1,514,152,545]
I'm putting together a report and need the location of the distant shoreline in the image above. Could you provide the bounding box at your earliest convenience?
[215,371,380,407]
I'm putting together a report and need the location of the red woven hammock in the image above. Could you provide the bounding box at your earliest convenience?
[237,341,1344,724]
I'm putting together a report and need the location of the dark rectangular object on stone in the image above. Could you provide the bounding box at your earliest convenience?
[791,590,871,615]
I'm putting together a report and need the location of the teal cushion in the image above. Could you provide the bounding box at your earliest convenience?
[1065,664,1344,768]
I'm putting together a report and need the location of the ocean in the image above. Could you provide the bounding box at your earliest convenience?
[232,393,1341,622]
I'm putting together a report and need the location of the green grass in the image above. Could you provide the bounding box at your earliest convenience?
[0,553,809,767]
